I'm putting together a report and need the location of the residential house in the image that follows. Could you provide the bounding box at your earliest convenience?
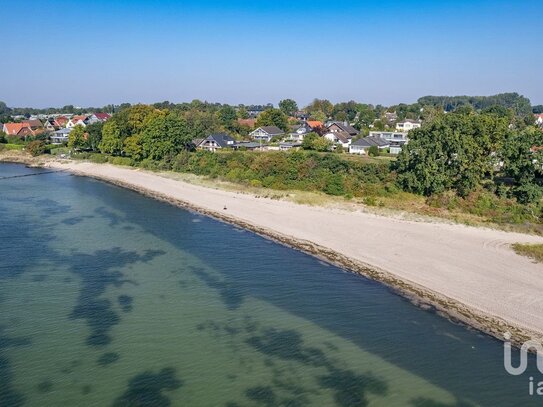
[535,113,543,126]
[324,130,351,148]
[288,123,313,141]
[197,133,236,152]
[67,115,89,128]
[369,131,408,154]
[249,126,284,142]
[3,123,33,138]
[50,128,72,144]
[44,119,60,132]
[192,138,204,148]
[349,135,390,155]
[91,113,111,122]
[326,121,359,137]
[23,119,44,132]
[294,111,310,121]
[54,116,69,127]
[306,120,323,131]
[395,119,421,132]
[247,104,272,117]
[385,112,398,124]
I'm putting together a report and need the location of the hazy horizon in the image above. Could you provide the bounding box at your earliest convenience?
[2,0,541,108]
[1,91,540,111]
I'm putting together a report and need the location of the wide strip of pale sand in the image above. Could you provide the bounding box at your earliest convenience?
[40,160,543,342]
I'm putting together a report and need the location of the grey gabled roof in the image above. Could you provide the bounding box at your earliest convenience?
[331,130,350,144]
[328,122,359,135]
[352,136,389,148]
[202,133,235,148]
[258,126,284,135]
[289,123,311,134]
[53,128,72,135]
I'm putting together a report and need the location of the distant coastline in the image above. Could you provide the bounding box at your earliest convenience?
[2,152,543,348]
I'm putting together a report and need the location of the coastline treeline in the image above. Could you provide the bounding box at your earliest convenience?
[2,93,542,230]
[60,103,542,230]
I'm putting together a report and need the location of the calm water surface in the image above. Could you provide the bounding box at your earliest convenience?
[0,163,540,406]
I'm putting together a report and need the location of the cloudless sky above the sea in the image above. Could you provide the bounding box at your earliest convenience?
[1,0,541,108]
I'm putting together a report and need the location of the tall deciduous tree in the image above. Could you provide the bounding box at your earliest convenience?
[306,99,333,117]
[217,105,237,128]
[99,120,124,155]
[502,127,543,203]
[68,125,86,150]
[278,99,298,116]
[396,112,509,196]
[255,109,289,131]
[140,113,193,160]
[85,122,103,151]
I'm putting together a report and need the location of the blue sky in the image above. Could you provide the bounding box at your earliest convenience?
[1,0,541,108]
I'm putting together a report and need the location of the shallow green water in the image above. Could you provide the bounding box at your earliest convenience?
[0,163,540,406]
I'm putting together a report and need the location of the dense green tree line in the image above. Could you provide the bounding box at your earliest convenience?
[396,110,543,204]
[67,104,221,160]
[417,93,532,115]
[169,150,392,196]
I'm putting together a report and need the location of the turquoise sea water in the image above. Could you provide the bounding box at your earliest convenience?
[0,162,540,406]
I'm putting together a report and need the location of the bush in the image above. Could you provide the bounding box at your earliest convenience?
[324,173,345,196]
[109,156,134,166]
[6,135,24,145]
[89,154,108,164]
[368,145,379,157]
[27,140,46,157]
[4,144,25,150]
[50,146,70,156]
[172,151,191,172]
[363,196,378,206]
[514,183,543,205]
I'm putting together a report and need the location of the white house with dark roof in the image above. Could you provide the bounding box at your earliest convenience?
[249,126,284,142]
[369,131,408,154]
[349,135,390,155]
[324,130,351,148]
[197,133,236,152]
[326,121,359,137]
[288,123,313,141]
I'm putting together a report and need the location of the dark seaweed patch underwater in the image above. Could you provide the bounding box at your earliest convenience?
[112,367,183,407]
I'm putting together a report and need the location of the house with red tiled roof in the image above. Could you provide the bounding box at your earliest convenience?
[306,120,323,130]
[535,113,543,126]
[54,116,69,127]
[44,119,60,132]
[90,113,111,122]
[3,123,34,138]
[22,119,43,130]
[67,115,89,128]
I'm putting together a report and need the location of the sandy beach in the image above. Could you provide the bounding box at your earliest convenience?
[5,156,543,343]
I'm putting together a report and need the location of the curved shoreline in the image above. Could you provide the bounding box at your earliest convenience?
[2,154,543,347]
